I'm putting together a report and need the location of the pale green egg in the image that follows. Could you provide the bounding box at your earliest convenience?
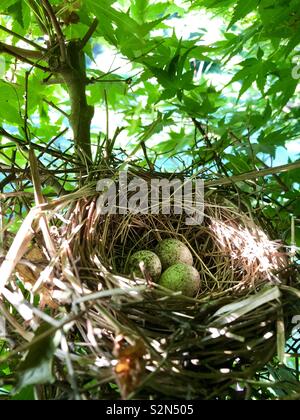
[128,250,162,282]
[159,263,200,297]
[155,239,193,270]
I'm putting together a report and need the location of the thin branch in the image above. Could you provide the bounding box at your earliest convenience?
[42,74,66,85]
[0,24,47,52]
[192,117,229,177]
[108,126,125,157]
[141,141,155,171]
[228,130,290,192]
[0,174,17,191]
[23,71,31,143]
[205,161,300,187]
[0,42,49,71]
[80,18,99,50]
[38,128,69,159]
[87,76,132,85]
[0,165,66,196]
[24,71,67,194]
[36,128,70,194]
[41,0,68,64]
[0,148,22,169]
[0,191,33,198]
[104,88,109,156]
[0,41,44,59]
[0,127,75,164]
[0,165,81,175]
[25,0,50,35]
[43,99,70,118]
[28,148,57,258]
[0,164,21,173]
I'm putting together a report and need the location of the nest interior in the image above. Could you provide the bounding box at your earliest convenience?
[2,169,299,400]
[47,180,298,400]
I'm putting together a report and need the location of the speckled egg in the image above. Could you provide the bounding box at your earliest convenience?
[128,250,162,282]
[155,239,193,270]
[158,263,200,297]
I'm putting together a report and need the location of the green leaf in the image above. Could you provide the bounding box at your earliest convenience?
[7,0,24,28]
[86,0,140,34]
[284,31,300,57]
[266,364,300,396]
[257,47,264,60]
[12,386,35,400]
[15,323,61,392]
[238,74,256,99]
[0,82,22,124]
[256,72,266,95]
[147,66,174,89]
[0,103,22,124]
[259,129,286,147]
[1,0,17,10]
[146,2,184,20]
[137,15,167,37]
[177,45,197,79]
[130,0,149,24]
[267,76,298,108]
[228,0,259,29]
[167,42,182,79]
[228,60,258,85]
[263,101,272,120]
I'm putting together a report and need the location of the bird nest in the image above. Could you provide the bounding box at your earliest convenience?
[1,175,299,400]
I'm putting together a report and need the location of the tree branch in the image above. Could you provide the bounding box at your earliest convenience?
[0,173,17,191]
[0,42,49,71]
[59,41,94,162]
[26,0,51,36]
[192,117,230,178]
[42,74,66,85]
[141,141,155,171]
[0,127,76,164]
[43,99,70,118]
[0,10,94,167]
[80,18,99,50]
[228,130,290,192]
[205,161,300,187]
[41,0,68,64]
[0,41,44,59]
[0,24,47,52]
